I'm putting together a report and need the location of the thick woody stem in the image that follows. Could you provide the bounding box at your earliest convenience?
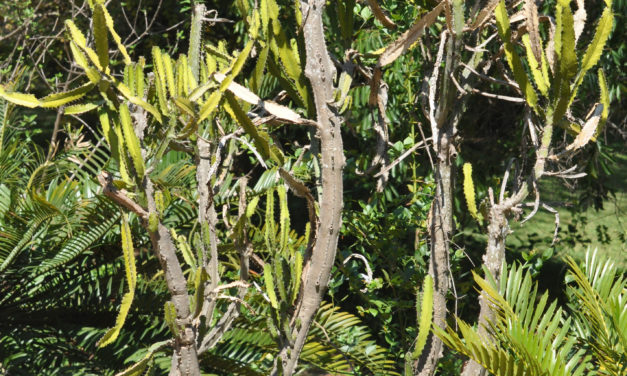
[145,179,200,376]
[463,118,550,376]
[271,1,345,374]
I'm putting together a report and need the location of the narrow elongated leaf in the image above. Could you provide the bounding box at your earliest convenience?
[65,20,103,71]
[565,104,603,151]
[522,35,549,97]
[64,102,99,115]
[277,185,290,252]
[264,263,279,309]
[98,3,132,64]
[113,80,162,123]
[413,275,433,360]
[40,83,95,108]
[114,340,171,376]
[524,0,542,64]
[93,4,110,70]
[596,69,609,137]
[463,163,480,221]
[0,86,39,108]
[365,0,396,29]
[119,103,145,178]
[569,6,614,105]
[495,1,538,111]
[97,213,137,347]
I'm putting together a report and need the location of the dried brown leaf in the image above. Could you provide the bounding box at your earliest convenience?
[469,0,500,30]
[365,0,397,29]
[566,104,603,151]
[573,0,587,43]
[214,72,305,124]
[378,2,445,67]
[525,0,543,64]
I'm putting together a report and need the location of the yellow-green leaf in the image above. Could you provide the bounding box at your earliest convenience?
[40,83,95,108]
[463,163,480,221]
[596,68,609,137]
[569,6,614,106]
[264,263,279,309]
[0,86,39,108]
[119,103,145,178]
[413,275,433,360]
[99,3,132,64]
[93,4,110,71]
[97,213,136,347]
[495,1,538,112]
[522,34,549,97]
[65,102,99,115]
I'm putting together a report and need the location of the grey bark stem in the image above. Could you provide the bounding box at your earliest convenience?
[145,179,200,376]
[272,0,345,374]
[196,137,220,324]
[416,30,462,376]
[416,128,455,376]
[462,118,551,376]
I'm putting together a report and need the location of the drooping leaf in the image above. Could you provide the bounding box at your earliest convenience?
[565,104,603,151]
[97,213,137,347]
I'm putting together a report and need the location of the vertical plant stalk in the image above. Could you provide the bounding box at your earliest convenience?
[272,0,345,374]
[416,29,462,376]
[196,137,220,325]
[145,179,200,376]
[461,121,551,376]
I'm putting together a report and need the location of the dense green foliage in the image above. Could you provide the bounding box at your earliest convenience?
[0,0,624,374]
